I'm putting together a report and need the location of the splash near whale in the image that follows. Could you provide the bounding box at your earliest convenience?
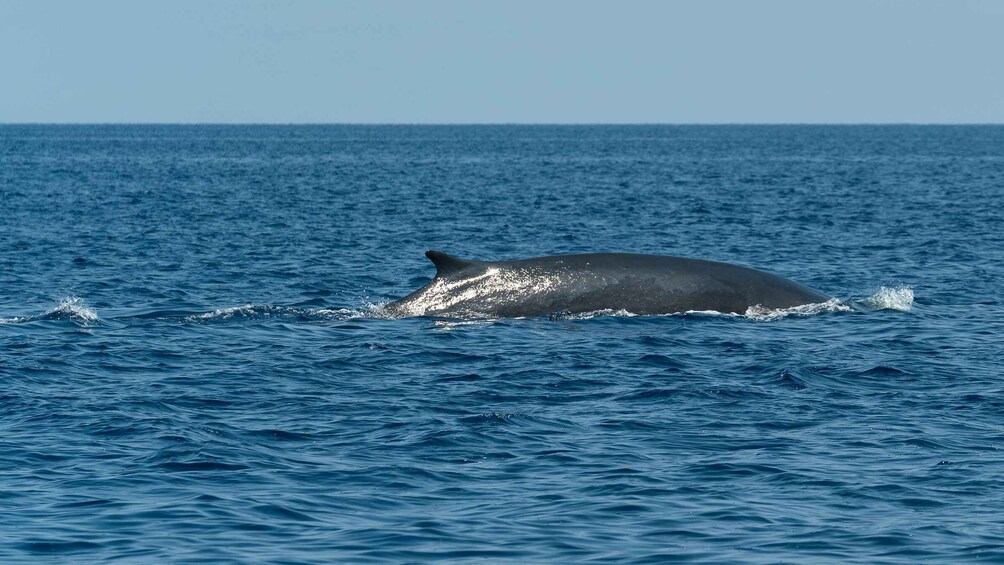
[386,250,830,318]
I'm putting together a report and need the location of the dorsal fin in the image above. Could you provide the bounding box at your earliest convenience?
[425,250,474,277]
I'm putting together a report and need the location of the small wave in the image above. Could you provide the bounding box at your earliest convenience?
[187,293,888,325]
[359,301,402,319]
[47,297,100,323]
[381,301,848,322]
[744,298,851,321]
[186,304,283,322]
[0,296,99,325]
[551,309,639,321]
[432,319,500,330]
[184,304,370,324]
[861,286,914,312]
[550,301,848,322]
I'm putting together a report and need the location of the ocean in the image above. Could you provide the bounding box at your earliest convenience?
[1,124,1002,562]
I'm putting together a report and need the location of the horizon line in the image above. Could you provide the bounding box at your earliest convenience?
[2,121,1004,126]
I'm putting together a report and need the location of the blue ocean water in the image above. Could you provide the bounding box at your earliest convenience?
[1,125,1003,563]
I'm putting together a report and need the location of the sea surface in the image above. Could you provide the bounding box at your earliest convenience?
[1,125,1003,563]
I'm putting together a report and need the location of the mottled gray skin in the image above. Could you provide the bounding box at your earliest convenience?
[387,250,830,318]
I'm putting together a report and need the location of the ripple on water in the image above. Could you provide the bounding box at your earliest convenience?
[3,125,1003,563]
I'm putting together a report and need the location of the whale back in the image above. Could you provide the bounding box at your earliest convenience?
[388,250,829,318]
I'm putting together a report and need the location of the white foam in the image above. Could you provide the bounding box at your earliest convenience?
[433,319,498,330]
[187,303,262,321]
[183,293,868,325]
[553,308,639,320]
[362,301,401,319]
[51,296,99,322]
[862,286,914,312]
[0,296,99,325]
[313,307,366,317]
[551,301,849,322]
[185,304,373,323]
[684,310,742,318]
[744,298,851,321]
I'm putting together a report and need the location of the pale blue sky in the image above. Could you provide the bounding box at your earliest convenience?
[2,0,1002,123]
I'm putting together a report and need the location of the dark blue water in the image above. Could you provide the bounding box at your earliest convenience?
[2,125,1003,563]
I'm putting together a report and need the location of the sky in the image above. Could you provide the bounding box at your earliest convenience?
[1,0,1002,123]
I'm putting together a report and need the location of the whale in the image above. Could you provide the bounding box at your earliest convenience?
[386,250,829,318]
